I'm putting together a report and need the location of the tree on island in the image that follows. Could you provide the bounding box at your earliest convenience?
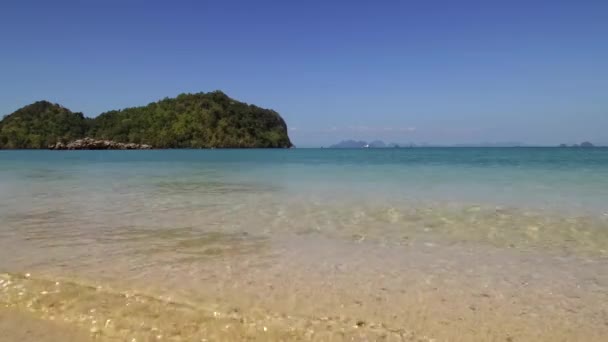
[0,101,88,149]
[0,91,292,149]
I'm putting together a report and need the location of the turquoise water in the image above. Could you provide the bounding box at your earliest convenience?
[1,148,608,341]
[2,148,608,213]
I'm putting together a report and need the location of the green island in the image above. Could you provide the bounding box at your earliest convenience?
[0,91,292,149]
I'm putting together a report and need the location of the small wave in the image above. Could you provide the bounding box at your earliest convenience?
[0,273,422,341]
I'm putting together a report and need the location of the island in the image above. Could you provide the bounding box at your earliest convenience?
[329,140,406,148]
[558,142,595,148]
[0,91,292,149]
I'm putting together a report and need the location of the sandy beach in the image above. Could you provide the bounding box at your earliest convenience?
[0,308,92,342]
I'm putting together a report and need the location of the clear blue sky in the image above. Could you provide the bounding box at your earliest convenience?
[1,0,607,146]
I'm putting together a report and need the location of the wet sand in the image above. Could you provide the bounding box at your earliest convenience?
[0,307,92,342]
[1,232,607,341]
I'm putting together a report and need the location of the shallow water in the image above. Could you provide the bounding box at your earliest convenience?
[1,149,607,341]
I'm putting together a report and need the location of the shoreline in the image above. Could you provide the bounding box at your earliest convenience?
[1,232,607,341]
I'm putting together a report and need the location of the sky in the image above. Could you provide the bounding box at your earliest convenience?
[1,0,607,147]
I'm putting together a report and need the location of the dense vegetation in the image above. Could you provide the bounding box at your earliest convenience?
[0,101,89,149]
[0,91,292,149]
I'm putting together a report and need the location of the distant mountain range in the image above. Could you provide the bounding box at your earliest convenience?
[328,139,524,148]
[559,142,595,148]
[329,140,405,148]
[328,140,601,148]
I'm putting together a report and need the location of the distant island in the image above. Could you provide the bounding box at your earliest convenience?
[329,140,602,149]
[329,140,403,148]
[0,91,292,149]
[559,142,595,148]
[329,140,541,148]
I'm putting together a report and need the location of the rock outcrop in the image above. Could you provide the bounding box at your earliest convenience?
[49,138,152,150]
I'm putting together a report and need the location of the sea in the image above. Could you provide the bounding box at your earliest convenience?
[0,148,607,341]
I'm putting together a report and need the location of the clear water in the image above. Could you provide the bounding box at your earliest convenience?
[1,149,607,341]
[2,148,608,210]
